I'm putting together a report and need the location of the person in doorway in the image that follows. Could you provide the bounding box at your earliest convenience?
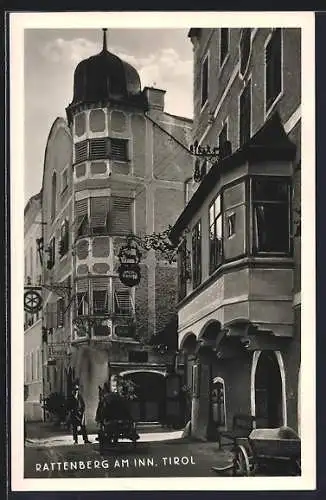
[68,385,91,444]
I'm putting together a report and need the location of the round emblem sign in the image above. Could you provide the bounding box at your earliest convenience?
[118,263,141,287]
[24,289,43,313]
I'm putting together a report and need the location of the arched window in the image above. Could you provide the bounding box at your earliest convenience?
[51,172,57,221]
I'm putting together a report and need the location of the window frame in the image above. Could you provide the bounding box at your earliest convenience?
[209,194,223,274]
[219,28,230,69]
[61,168,69,194]
[51,172,57,222]
[250,176,292,256]
[239,28,252,79]
[239,77,252,148]
[177,238,188,301]
[201,54,209,110]
[191,220,202,289]
[59,218,69,259]
[264,28,283,117]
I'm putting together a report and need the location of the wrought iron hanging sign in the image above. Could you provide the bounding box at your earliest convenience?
[24,289,43,313]
[117,237,142,287]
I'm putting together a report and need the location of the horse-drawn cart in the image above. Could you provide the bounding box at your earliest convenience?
[213,426,301,476]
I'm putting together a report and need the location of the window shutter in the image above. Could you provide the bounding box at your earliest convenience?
[113,278,133,315]
[89,138,109,160]
[90,197,110,234]
[75,198,88,236]
[109,197,132,235]
[110,139,128,161]
[75,140,88,163]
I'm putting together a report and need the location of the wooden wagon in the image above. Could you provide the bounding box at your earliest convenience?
[213,426,301,476]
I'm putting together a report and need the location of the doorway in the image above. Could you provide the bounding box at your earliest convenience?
[121,371,166,423]
[254,351,284,428]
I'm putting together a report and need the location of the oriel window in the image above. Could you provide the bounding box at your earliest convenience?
[265,28,282,112]
[209,194,223,273]
[192,220,202,289]
[252,177,291,254]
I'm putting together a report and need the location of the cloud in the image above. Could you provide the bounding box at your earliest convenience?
[41,37,192,85]
[41,38,98,65]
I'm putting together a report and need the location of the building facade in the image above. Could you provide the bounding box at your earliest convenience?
[24,192,43,421]
[39,31,193,426]
[170,28,301,440]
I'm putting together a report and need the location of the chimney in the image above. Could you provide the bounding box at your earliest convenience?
[143,86,166,112]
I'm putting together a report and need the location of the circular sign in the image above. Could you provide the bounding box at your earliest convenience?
[118,263,141,287]
[24,289,43,313]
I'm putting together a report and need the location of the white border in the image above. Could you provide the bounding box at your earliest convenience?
[10,11,315,492]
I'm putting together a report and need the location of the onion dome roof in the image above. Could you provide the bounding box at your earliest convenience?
[70,29,143,106]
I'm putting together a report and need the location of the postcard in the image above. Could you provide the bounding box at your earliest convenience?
[9,10,315,491]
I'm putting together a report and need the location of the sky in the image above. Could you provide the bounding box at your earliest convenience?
[24,28,193,204]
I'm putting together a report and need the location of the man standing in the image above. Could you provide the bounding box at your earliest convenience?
[68,384,91,444]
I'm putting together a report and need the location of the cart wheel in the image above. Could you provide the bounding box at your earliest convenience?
[233,445,254,476]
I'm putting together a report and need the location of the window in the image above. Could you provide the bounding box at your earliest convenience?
[111,138,128,162]
[226,213,236,238]
[76,292,88,316]
[220,28,229,67]
[75,198,89,237]
[89,138,110,160]
[51,173,57,221]
[75,138,129,164]
[178,239,188,301]
[201,56,208,107]
[218,122,229,158]
[114,289,133,316]
[265,29,282,112]
[252,177,291,254]
[108,197,133,235]
[57,298,65,327]
[92,278,110,314]
[75,140,88,163]
[226,214,235,238]
[240,28,252,77]
[239,80,251,147]
[61,169,68,193]
[192,221,202,288]
[47,237,55,270]
[90,197,110,235]
[75,196,133,238]
[59,219,69,257]
[209,195,223,273]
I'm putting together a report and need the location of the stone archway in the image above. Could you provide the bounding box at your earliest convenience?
[252,351,286,428]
